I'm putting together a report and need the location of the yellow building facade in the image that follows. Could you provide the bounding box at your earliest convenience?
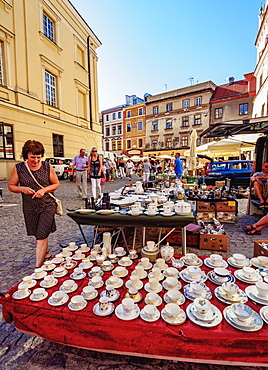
[123,103,146,156]
[0,0,102,179]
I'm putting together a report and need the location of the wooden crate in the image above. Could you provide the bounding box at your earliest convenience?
[199,233,228,251]
[254,241,268,257]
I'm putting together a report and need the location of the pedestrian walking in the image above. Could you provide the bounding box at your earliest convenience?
[142,159,151,184]
[8,140,60,268]
[105,157,111,182]
[173,152,183,179]
[88,147,103,199]
[126,158,134,180]
[118,157,126,178]
[71,148,88,199]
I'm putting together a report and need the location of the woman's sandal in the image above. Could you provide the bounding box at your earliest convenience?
[43,253,52,262]
[242,225,254,232]
[246,229,262,235]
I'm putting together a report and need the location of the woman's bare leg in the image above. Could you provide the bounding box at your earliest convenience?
[36,238,48,267]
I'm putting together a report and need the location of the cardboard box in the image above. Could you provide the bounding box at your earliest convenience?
[197,201,216,212]
[216,201,237,213]
[199,233,228,251]
[254,241,268,257]
[196,212,215,222]
[216,211,236,223]
[166,225,200,247]
[215,181,225,188]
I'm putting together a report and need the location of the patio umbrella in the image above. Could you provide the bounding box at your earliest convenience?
[157,154,173,159]
[188,129,197,171]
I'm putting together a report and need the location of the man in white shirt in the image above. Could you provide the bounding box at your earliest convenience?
[126,158,134,180]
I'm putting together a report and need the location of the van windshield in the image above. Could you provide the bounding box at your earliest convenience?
[210,163,230,171]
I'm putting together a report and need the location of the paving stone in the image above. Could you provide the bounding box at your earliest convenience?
[46,353,67,368]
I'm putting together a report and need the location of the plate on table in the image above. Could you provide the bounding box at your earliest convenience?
[125,280,143,290]
[115,304,140,321]
[183,284,212,301]
[68,245,78,252]
[81,290,98,301]
[88,270,104,278]
[31,271,47,280]
[251,258,268,270]
[68,300,87,311]
[105,278,123,289]
[42,263,56,272]
[147,272,163,281]
[40,278,58,289]
[259,306,268,324]
[79,261,93,270]
[30,290,49,302]
[72,254,86,261]
[48,294,69,307]
[144,294,162,306]
[223,306,263,332]
[162,280,181,291]
[152,262,167,271]
[227,257,251,268]
[138,262,153,270]
[234,269,262,284]
[128,211,143,216]
[75,209,95,214]
[164,292,185,305]
[118,259,133,267]
[180,270,207,284]
[52,270,68,278]
[88,280,104,289]
[12,290,31,300]
[93,302,115,317]
[140,308,160,322]
[144,282,162,293]
[207,271,235,285]
[161,307,186,325]
[180,257,203,267]
[245,286,268,305]
[144,211,159,216]
[204,258,228,269]
[100,289,120,302]
[20,279,37,289]
[96,210,116,215]
[60,282,78,294]
[160,212,175,217]
[186,303,222,327]
[214,286,248,305]
[124,291,143,303]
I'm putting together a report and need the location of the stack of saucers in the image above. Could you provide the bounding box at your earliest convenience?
[186,298,222,327]
[227,253,251,268]
[207,268,235,285]
[223,303,263,331]
[184,281,212,301]
[245,281,268,305]
[214,282,247,304]
[161,303,186,325]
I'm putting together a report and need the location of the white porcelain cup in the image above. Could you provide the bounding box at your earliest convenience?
[107,276,120,286]
[185,253,198,264]
[156,258,165,269]
[232,304,252,322]
[52,290,65,302]
[140,257,150,268]
[134,265,145,277]
[65,257,72,266]
[71,295,85,308]
[90,250,98,259]
[151,267,161,279]
[144,304,157,318]
[91,276,102,287]
[96,255,105,265]
[34,267,44,279]
[44,275,55,286]
[22,276,33,285]
[62,247,70,257]
[214,267,230,282]
[108,254,117,262]
[128,287,138,299]
[82,285,95,299]
[131,205,140,214]
[147,241,155,251]
[222,282,239,298]
[165,267,178,277]
[55,253,64,263]
[82,258,91,268]
[44,261,53,269]
[73,267,83,277]
[93,244,101,252]
[63,279,75,291]
[102,261,112,270]
[165,303,181,318]
[167,289,183,303]
[165,277,178,289]
[256,281,268,297]
[149,278,159,291]
[146,292,159,305]
[114,266,126,276]
[99,296,109,311]
[187,266,201,280]
[75,250,82,259]
[147,205,156,215]
[33,287,46,300]
[122,297,135,316]
[121,256,131,265]
[18,282,29,297]
[54,266,65,275]
[243,266,257,280]
[69,242,76,249]
[210,254,223,265]
[129,250,137,258]
[163,204,172,214]
[194,298,211,315]
[106,284,116,297]
[233,253,246,265]
[130,275,140,288]
[115,247,125,255]
[257,256,268,267]
[190,281,205,296]
[80,244,88,252]
[91,266,101,276]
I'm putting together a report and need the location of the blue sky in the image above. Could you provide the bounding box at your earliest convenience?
[70,0,260,111]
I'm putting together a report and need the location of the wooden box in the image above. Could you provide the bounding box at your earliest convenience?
[196,212,215,222]
[254,241,268,257]
[199,233,228,251]
[216,211,236,223]
[197,201,216,212]
[216,201,237,213]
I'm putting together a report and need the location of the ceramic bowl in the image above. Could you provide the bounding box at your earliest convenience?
[231,303,253,321]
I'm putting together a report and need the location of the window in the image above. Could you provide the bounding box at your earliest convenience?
[183,100,189,108]
[166,138,172,148]
[105,142,109,151]
[153,106,158,114]
[181,136,188,147]
[76,45,85,68]
[106,127,110,136]
[182,117,189,127]
[127,111,131,118]
[152,140,157,149]
[43,13,54,42]
[117,141,122,150]
[127,140,131,149]
[127,123,131,132]
[152,121,158,131]
[215,108,223,119]
[260,74,263,90]
[118,125,122,134]
[195,97,202,106]
[112,126,116,135]
[166,119,172,129]
[138,138,143,147]
[112,141,116,150]
[53,134,64,157]
[166,103,172,112]
[239,103,248,115]
[45,71,56,107]
[112,113,116,120]
[0,123,14,159]
[77,90,86,118]
[138,121,143,130]
[139,108,143,115]
[106,114,110,121]
[194,114,201,125]
[118,112,122,119]
[0,42,4,85]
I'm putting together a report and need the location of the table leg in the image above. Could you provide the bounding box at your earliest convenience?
[77,224,89,246]
[142,227,146,247]
[120,228,129,252]
[132,227,137,250]
[182,226,187,255]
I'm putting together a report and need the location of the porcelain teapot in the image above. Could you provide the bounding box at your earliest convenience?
[175,201,191,216]
[160,242,174,262]
[135,181,144,195]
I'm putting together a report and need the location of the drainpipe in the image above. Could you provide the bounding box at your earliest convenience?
[87,36,93,131]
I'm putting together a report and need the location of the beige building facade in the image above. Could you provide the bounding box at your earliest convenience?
[0,0,102,179]
[123,103,146,156]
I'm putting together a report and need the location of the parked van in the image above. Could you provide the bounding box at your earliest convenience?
[45,157,73,179]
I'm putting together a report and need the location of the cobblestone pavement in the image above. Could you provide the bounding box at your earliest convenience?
[0,176,267,370]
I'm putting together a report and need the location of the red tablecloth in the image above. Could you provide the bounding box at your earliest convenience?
[1,256,268,366]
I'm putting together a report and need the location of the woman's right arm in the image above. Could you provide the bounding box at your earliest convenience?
[8,166,36,195]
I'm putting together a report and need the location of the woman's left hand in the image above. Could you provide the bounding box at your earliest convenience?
[32,189,45,198]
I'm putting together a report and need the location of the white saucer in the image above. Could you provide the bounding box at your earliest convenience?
[144,211,159,216]
[100,289,120,302]
[180,257,203,267]
[140,308,160,322]
[183,283,212,301]
[72,254,86,261]
[147,272,164,281]
[164,292,185,305]
[79,262,93,270]
[115,304,140,321]
[48,294,69,306]
[96,209,116,215]
[125,280,143,290]
[70,272,86,280]
[163,270,180,279]
[21,280,37,289]
[118,259,133,267]
[112,269,128,278]
[227,257,251,268]
[61,261,78,270]
[132,270,148,279]
[186,303,222,327]
[30,290,49,302]
[93,301,115,316]
[207,271,235,285]
[80,247,91,253]
[52,258,65,264]
[162,280,181,291]
[214,286,248,305]
[259,306,268,324]
[180,270,207,284]
[245,285,268,305]
[81,290,98,301]
[144,246,158,253]
[190,304,217,322]
[160,212,175,217]
[40,278,58,289]
[204,258,228,269]
[138,262,153,270]
[234,269,261,284]
[12,290,31,300]
[144,282,162,293]
[68,245,79,251]
[105,278,123,289]
[128,253,139,260]
[251,257,268,269]
[52,270,68,278]
[115,251,126,257]
[31,271,47,280]
[42,263,56,272]
[223,306,263,332]
[68,300,87,311]
[60,282,78,294]
[161,307,186,325]
[153,262,168,271]
[76,209,95,214]
[171,259,184,269]
[88,280,104,289]
[101,263,115,272]
[144,294,163,307]
[128,211,143,216]
[88,270,104,278]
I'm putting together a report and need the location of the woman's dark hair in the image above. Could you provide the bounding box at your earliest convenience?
[21,140,45,160]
